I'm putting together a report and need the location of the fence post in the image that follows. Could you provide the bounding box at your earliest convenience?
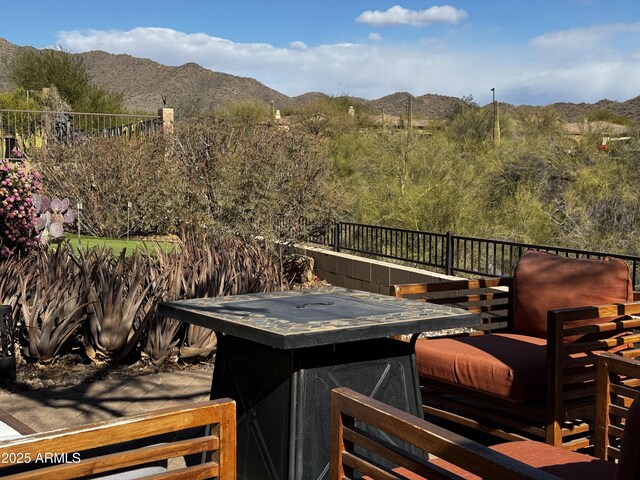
[334,222,341,252]
[446,231,453,276]
[158,108,174,134]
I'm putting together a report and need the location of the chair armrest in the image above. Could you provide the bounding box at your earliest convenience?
[391,277,513,333]
[546,301,640,446]
[331,387,562,480]
[0,398,237,479]
[0,409,36,436]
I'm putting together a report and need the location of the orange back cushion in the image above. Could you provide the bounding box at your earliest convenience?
[512,250,632,339]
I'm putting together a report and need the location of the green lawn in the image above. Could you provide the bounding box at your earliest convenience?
[63,235,178,255]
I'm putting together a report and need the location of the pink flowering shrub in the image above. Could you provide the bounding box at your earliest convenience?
[0,161,41,258]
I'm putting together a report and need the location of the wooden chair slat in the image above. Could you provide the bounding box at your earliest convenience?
[0,399,236,479]
[331,388,562,480]
[562,333,640,354]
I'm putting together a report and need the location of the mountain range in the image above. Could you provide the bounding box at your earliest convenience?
[1,37,639,122]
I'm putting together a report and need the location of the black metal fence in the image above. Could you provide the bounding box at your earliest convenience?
[0,109,161,159]
[308,221,640,289]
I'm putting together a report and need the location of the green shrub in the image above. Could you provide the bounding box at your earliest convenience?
[10,48,124,113]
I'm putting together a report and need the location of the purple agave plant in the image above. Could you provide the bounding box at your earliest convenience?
[33,194,75,245]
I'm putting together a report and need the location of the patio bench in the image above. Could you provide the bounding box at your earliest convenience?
[390,249,640,450]
[0,398,236,479]
[329,353,640,479]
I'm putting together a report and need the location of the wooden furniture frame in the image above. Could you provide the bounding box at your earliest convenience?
[594,353,640,461]
[0,399,236,480]
[329,387,561,480]
[329,353,640,479]
[391,278,640,450]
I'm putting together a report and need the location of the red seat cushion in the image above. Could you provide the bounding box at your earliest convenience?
[512,250,633,340]
[616,393,640,480]
[422,440,617,480]
[415,333,547,402]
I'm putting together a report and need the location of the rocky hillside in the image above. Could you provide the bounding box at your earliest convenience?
[1,37,639,122]
[77,50,289,113]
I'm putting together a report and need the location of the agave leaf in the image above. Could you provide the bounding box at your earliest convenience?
[144,312,183,365]
[18,246,87,363]
[181,324,217,358]
[88,250,167,362]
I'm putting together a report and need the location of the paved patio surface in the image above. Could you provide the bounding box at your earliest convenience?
[0,366,213,432]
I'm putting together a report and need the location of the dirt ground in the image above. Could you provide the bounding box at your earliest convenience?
[2,350,213,392]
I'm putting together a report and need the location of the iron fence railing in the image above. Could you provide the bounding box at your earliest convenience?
[308,221,640,290]
[0,109,161,159]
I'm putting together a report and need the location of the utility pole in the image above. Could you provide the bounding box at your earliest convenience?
[407,94,413,136]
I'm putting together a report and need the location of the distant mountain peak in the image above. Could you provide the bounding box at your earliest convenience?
[0,37,638,121]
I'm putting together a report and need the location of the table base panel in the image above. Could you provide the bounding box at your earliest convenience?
[211,335,423,480]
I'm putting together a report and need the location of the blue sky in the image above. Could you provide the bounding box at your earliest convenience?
[2,1,640,105]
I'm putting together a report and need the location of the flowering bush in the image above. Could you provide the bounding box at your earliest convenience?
[0,161,41,258]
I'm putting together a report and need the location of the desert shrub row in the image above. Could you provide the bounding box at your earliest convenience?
[34,114,346,244]
[0,235,283,366]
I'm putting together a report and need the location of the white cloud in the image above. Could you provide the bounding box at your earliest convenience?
[355,5,468,27]
[530,23,640,53]
[368,32,383,42]
[55,26,640,105]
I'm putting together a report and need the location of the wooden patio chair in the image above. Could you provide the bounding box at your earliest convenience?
[329,353,640,479]
[0,398,236,479]
[390,250,640,450]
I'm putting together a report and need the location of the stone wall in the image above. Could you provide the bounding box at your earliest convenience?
[298,245,459,294]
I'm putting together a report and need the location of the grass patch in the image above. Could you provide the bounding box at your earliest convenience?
[62,235,178,256]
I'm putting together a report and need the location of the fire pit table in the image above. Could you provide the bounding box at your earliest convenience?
[159,287,478,480]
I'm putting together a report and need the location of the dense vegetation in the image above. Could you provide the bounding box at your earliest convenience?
[34,112,346,244]
[19,94,639,256]
[324,97,640,256]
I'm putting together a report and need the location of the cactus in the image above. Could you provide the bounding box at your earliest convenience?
[33,194,75,245]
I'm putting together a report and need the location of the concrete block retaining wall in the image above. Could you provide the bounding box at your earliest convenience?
[298,245,459,294]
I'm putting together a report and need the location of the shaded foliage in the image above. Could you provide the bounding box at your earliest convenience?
[19,247,86,363]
